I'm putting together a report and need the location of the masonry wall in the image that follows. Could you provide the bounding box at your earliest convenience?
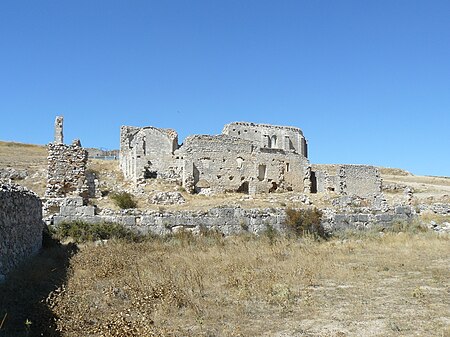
[179,135,310,194]
[45,141,88,199]
[311,164,381,197]
[341,165,382,197]
[222,122,308,157]
[52,204,416,237]
[0,184,43,280]
[120,126,180,181]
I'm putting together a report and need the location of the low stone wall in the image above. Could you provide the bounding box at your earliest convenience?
[0,184,43,281]
[417,203,450,215]
[54,206,287,236]
[52,199,417,236]
[322,205,415,232]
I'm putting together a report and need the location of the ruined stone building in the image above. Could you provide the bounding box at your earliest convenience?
[120,121,382,197]
[45,116,89,200]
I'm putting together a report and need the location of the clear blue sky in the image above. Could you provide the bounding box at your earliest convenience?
[1,1,449,176]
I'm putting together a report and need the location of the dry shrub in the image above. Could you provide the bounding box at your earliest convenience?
[53,220,139,243]
[110,191,137,209]
[285,207,327,239]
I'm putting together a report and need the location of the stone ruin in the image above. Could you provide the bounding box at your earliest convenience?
[0,183,43,281]
[310,164,382,197]
[44,116,89,214]
[45,116,88,199]
[119,121,382,198]
[120,122,312,195]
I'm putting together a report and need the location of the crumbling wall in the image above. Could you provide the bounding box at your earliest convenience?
[179,135,309,194]
[340,165,382,197]
[45,140,89,199]
[0,184,43,280]
[222,122,308,157]
[311,164,382,197]
[52,204,417,237]
[179,135,255,194]
[119,126,180,182]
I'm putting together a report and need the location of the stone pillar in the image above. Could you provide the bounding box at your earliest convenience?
[54,116,64,144]
[284,136,290,151]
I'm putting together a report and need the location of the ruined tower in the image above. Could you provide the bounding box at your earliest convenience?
[54,116,64,144]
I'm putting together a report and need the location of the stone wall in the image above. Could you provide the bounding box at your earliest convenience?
[0,184,43,281]
[119,122,311,195]
[119,126,179,182]
[322,205,415,232]
[311,164,382,197]
[53,206,287,236]
[179,134,310,194]
[52,201,417,237]
[118,121,384,198]
[222,122,308,157]
[45,140,89,200]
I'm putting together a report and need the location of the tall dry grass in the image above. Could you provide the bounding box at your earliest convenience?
[47,232,450,336]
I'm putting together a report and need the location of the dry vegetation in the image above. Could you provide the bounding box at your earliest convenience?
[0,141,48,195]
[2,232,448,337]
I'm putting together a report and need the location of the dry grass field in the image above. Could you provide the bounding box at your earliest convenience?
[1,232,449,337]
[0,141,48,195]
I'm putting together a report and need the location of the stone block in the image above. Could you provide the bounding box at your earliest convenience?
[375,214,393,222]
[60,205,95,216]
[395,206,411,215]
[358,214,369,222]
[61,197,84,207]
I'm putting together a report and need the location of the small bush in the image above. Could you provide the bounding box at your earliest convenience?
[54,221,139,243]
[110,191,137,209]
[285,208,327,239]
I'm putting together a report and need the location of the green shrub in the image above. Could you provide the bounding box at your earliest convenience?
[285,208,327,239]
[110,191,137,209]
[54,221,139,243]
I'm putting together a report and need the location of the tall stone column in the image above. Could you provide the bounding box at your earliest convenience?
[54,116,63,144]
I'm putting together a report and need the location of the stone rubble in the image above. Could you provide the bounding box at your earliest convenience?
[150,191,186,205]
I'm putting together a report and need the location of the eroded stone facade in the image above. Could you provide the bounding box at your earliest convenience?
[0,183,43,281]
[311,164,382,197]
[45,140,89,199]
[120,122,311,195]
[44,116,89,216]
[119,126,179,181]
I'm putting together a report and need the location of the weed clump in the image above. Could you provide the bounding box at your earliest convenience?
[110,191,137,209]
[285,208,327,239]
[53,220,139,243]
